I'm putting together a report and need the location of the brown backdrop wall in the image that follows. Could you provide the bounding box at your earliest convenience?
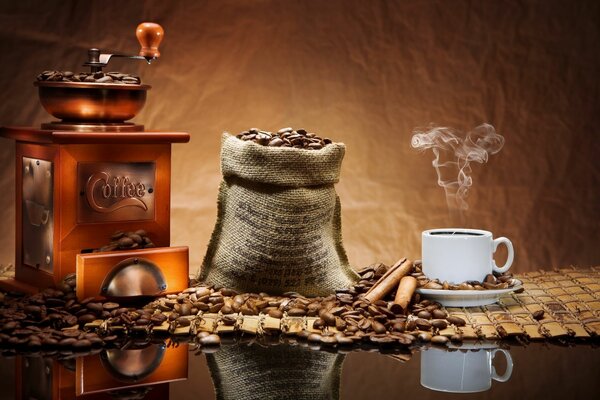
[0,0,598,275]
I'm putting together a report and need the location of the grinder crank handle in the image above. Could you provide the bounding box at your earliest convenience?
[136,22,164,59]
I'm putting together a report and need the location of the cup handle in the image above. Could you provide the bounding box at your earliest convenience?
[491,349,513,382]
[492,237,514,274]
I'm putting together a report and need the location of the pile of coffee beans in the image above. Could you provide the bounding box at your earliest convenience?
[3,260,535,353]
[0,274,118,350]
[94,230,155,252]
[36,70,141,84]
[412,262,519,290]
[235,127,332,150]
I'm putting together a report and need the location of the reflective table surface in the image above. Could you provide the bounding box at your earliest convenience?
[0,339,598,400]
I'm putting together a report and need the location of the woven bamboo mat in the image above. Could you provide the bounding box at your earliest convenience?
[441,266,600,341]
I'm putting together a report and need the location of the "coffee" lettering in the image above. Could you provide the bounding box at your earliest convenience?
[86,172,149,213]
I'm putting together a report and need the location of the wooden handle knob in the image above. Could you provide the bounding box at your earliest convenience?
[136,22,164,58]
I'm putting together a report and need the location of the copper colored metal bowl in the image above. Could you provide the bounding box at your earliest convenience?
[35,81,151,122]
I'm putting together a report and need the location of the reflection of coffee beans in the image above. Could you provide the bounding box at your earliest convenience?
[36,70,141,85]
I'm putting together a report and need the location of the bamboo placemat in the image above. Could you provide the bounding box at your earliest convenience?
[442,266,600,341]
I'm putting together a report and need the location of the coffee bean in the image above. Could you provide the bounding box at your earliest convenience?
[24,305,41,314]
[86,303,103,313]
[62,329,81,338]
[287,308,306,317]
[418,332,432,342]
[431,335,449,345]
[417,310,431,319]
[532,310,545,320]
[446,316,466,327]
[179,303,192,316]
[118,237,134,248]
[392,322,405,332]
[73,339,92,350]
[415,318,432,330]
[321,312,336,326]
[59,338,77,347]
[432,309,447,319]
[431,319,448,330]
[96,76,113,83]
[2,321,18,331]
[42,337,59,346]
[103,302,119,311]
[372,321,387,334]
[111,231,125,240]
[79,297,94,305]
[335,317,347,331]
[268,309,283,319]
[78,314,96,324]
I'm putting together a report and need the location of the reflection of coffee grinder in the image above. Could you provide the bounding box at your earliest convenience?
[0,23,189,297]
[12,340,187,399]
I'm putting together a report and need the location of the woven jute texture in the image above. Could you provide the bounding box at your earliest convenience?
[206,344,345,400]
[199,134,358,296]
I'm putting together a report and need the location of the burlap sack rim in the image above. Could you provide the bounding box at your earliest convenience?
[220,133,346,187]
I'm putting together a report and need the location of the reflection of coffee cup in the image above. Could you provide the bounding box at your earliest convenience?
[25,199,50,227]
[422,228,514,283]
[420,346,513,393]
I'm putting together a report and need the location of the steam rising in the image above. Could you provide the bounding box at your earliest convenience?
[411,123,504,211]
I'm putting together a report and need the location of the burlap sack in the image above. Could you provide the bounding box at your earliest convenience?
[199,133,358,296]
[206,344,345,400]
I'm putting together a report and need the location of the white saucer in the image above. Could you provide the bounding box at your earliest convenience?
[415,279,522,307]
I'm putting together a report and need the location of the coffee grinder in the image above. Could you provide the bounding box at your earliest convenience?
[0,23,190,298]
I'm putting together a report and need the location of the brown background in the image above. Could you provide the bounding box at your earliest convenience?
[0,0,598,275]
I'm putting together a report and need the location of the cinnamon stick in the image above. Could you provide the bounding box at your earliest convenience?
[364,259,413,303]
[365,258,406,297]
[392,276,418,313]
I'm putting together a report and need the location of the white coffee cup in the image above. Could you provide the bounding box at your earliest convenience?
[422,228,514,284]
[420,346,513,393]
